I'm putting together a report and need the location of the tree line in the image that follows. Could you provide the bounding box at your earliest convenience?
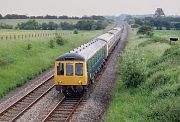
[15,19,110,30]
[129,16,180,30]
[0,14,105,20]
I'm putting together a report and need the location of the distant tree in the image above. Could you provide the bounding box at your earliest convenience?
[144,17,155,27]
[134,18,143,26]
[47,22,58,30]
[0,14,2,19]
[44,15,57,19]
[29,16,36,19]
[36,16,44,19]
[4,14,28,19]
[41,23,48,30]
[0,23,13,29]
[154,8,165,17]
[95,20,108,30]
[137,26,153,36]
[174,23,180,30]
[162,20,171,30]
[91,15,105,20]
[153,18,163,30]
[60,22,74,30]
[58,15,68,19]
[81,15,91,19]
[15,20,41,30]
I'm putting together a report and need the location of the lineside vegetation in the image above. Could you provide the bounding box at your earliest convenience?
[104,29,180,122]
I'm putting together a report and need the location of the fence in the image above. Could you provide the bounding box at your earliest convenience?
[0,32,73,40]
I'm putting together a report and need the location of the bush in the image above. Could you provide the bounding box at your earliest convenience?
[73,29,78,34]
[137,26,153,36]
[49,39,55,48]
[27,43,32,50]
[0,23,13,29]
[55,36,64,46]
[120,50,147,87]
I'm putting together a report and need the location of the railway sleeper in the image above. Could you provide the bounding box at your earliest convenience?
[49,117,66,121]
[60,106,74,109]
[53,113,69,117]
[56,108,73,111]
[26,96,38,100]
[7,109,21,115]
[53,111,70,114]
[61,103,75,106]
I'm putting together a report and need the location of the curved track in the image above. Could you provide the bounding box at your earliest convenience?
[0,75,54,122]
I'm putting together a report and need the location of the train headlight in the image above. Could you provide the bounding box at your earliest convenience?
[78,80,82,84]
[58,81,62,84]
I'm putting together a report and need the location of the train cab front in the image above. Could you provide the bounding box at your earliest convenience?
[54,53,87,95]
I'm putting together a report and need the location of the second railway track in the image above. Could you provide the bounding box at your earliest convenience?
[42,95,85,122]
[0,75,54,122]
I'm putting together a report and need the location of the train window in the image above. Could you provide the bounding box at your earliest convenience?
[75,63,83,76]
[57,63,64,75]
[66,63,73,76]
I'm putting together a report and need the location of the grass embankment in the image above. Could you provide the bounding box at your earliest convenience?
[104,29,180,122]
[0,23,114,98]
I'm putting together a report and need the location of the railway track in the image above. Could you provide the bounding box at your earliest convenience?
[42,95,84,122]
[0,75,54,122]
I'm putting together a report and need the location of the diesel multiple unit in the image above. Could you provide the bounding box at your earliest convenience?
[54,26,123,95]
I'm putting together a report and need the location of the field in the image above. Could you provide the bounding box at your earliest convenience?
[0,19,79,27]
[0,29,73,40]
[103,29,180,122]
[0,23,115,98]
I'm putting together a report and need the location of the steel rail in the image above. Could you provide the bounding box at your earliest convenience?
[0,75,54,121]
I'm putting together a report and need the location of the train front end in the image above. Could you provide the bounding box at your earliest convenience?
[54,53,88,94]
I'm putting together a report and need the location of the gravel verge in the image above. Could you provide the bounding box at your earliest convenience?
[72,23,129,122]
[0,68,54,111]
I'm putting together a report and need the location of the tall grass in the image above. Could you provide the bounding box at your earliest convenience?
[103,29,180,122]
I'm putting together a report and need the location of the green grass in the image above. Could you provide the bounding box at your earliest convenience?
[0,23,115,98]
[103,29,180,122]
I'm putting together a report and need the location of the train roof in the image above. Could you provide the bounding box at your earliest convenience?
[56,27,122,62]
[96,32,114,42]
[56,39,106,61]
[56,53,85,61]
[113,27,122,31]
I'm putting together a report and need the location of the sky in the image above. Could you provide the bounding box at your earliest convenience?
[0,0,180,16]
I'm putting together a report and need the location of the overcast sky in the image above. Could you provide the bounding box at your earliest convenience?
[0,0,180,16]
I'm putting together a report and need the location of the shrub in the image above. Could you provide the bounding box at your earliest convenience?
[49,39,55,48]
[73,29,78,34]
[137,26,153,36]
[27,43,32,50]
[55,36,64,46]
[120,49,147,88]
